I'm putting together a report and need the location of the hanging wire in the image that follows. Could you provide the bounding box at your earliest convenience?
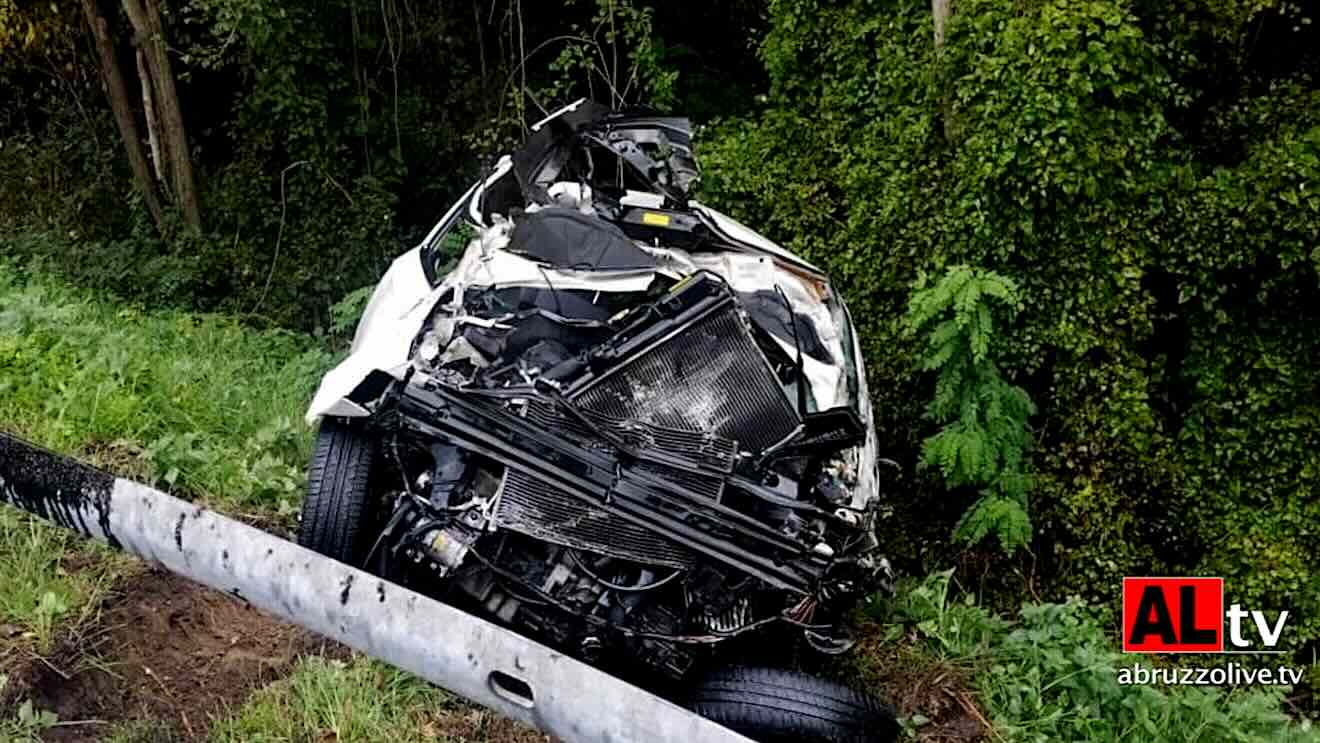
[567,548,683,592]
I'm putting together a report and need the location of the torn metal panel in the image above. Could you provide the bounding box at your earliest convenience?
[690,200,826,275]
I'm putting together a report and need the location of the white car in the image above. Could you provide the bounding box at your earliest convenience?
[300,100,897,742]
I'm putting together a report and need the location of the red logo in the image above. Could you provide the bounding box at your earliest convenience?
[1122,577,1224,653]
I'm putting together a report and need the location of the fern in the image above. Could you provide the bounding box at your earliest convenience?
[954,494,1032,552]
[907,266,1036,552]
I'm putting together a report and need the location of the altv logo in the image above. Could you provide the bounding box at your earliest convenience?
[1122,577,1290,654]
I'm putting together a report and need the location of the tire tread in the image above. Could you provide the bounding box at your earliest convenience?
[687,666,898,743]
[297,418,376,563]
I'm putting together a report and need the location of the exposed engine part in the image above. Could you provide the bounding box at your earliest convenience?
[700,598,752,634]
[427,443,466,510]
[420,526,472,571]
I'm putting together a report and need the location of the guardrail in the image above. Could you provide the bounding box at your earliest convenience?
[0,432,753,743]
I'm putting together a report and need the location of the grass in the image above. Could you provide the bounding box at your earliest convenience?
[93,658,547,743]
[104,720,179,743]
[0,253,333,662]
[207,656,545,743]
[0,699,58,742]
[0,258,332,518]
[0,511,127,650]
[0,257,337,736]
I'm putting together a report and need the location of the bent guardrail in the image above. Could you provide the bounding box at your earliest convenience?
[0,432,753,743]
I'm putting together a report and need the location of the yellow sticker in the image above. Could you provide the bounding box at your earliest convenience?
[641,212,672,227]
[668,273,698,294]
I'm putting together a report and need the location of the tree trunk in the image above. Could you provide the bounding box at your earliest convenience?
[932,0,952,50]
[933,0,955,144]
[79,0,165,231]
[136,47,167,191]
[122,0,201,229]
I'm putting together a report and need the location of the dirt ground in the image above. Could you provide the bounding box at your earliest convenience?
[847,624,988,743]
[15,568,329,741]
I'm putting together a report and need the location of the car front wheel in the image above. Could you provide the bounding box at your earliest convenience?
[297,417,379,565]
[686,666,899,743]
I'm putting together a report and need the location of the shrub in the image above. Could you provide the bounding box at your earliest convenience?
[907,266,1036,551]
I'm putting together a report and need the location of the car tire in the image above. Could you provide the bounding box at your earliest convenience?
[297,417,378,565]
[685,666,899,743]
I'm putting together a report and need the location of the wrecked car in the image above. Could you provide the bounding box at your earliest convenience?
[300,100,899,742]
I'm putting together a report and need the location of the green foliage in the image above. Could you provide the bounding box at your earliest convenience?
[0,1,755,327]
[0,0,78,58]
[878,569,1007,659]
[882,572,1319,742]
[907,266,1036,551]
[0,255,331,515]
[699,0,1320,659]
[0,255,327,707]
[545,0,680,110]
[329,284,375,340]
[0,85,129,240]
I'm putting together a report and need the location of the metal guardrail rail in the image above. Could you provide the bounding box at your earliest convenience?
[0,432,754,743]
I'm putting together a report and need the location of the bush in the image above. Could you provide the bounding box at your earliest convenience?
[698,0,1320,660]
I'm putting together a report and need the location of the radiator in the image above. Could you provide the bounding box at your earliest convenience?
[494,275,801,567]
[496,468,698,568]
[568,277,802,455]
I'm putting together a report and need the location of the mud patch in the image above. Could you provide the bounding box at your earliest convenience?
[24,568,330,741]
[849,623,988,742]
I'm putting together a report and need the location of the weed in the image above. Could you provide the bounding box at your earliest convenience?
[0,510,124,651]
[0,700,58,742]
[103,720,179,743]
[876,569,1006,661]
